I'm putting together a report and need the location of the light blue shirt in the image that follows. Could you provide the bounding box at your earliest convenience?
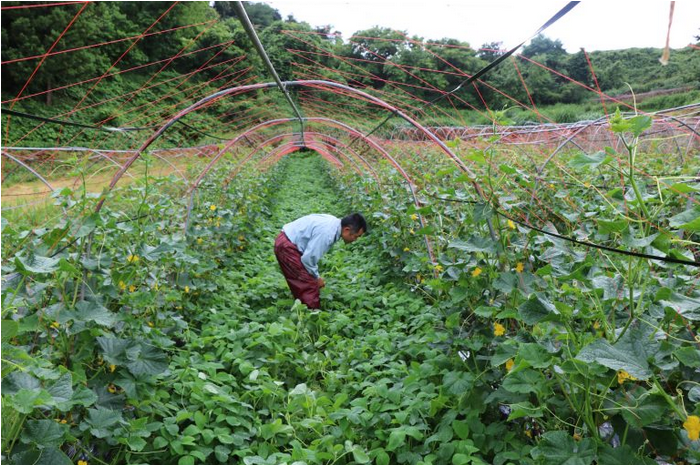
[283,214,341,278]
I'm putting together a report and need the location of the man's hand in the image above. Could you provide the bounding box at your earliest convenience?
[317,277,326,288]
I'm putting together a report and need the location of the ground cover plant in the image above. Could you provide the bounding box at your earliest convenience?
[3,136,699,464]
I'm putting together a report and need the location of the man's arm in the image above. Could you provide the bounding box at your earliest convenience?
[300,233,332,279]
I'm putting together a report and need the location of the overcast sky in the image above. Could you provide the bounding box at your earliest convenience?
[263,1,700,52]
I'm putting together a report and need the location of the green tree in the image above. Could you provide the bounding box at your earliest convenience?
[477,41,505,62]
[522,35,566,58]
[567,49,591,86]
[260,20,331,82]
[343,27,410,90]
[117,2,218,73]
[213,1,281,28]
[422,38,484,107]
[1,2,131,105]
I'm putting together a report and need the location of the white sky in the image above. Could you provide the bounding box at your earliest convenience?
[263,1,700,52]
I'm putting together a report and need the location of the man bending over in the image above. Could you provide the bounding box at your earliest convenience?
[274,213,366,309]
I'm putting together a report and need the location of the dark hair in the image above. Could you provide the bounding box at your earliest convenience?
[341,213,367,233]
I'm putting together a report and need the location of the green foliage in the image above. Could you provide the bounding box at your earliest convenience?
[2,5,700,465]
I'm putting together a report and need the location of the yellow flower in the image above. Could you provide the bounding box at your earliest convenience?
[409,229,415,235]
[109,364,116,373]
[118,281,127,291]
[472,267,482,278]
[238,235,245,241]
[505,359,514,371]
[50,321,60,329]
[493,322,506,337]
[210,205,217,211]
[617,370,637,385]
[515,262,524,273]
[197,238,203,244]
[184,286,190,293]
[60,419,67,424]
[410,214,418,220]
[507,219,516,229]
[127,254,139,263]
[107,384,117,394]
[403,247,410,252]
[573,433,582,441]
[147,321,154,328]
[128,285,136,293]
[78,460,88,465]
[434,264,444,273]
[684,415,700,441]
[593,321,601,330]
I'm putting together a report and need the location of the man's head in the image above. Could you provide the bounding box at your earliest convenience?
[340,213,367,244]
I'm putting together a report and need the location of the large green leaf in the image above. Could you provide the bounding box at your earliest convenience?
[628,115,652,137]
[46,373,73,411]
[10,389,54,414]
[386,430,406,451]
[2,320,19,341]
[72,213,99,238]
[85,407,123,438]
[568,151,612,170]
[516,343,553,369]
[15,254,60,274]
[214,445,231,462]
[620,394,668,428]
[660,292,700,321]
[81,255,112,271]
[518,294,560,325]
[74,300,117,326]
[21,420,68,448]
[442,371,475,395]
[11,447,72,465]
[351,446,371,464]
[142,242,175,261]
[97,336,130,365]
[71,385,98,408]
[448,236,497,253]
[675,346,700,368]
[502,369,545,394]
[259,419,293,440]
[597,444,655,465]
[530,431,596,465]
[125,343,168,375]
[668,208,700,232]
[689,386,700,402]
[597,219,628,235]
[3,371,41,393]
[591,275,625,301]
[575,323,655,380]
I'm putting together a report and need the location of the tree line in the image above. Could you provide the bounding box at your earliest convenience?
[1,1,698,135]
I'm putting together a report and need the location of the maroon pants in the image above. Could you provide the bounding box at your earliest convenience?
[274,232,320,309]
